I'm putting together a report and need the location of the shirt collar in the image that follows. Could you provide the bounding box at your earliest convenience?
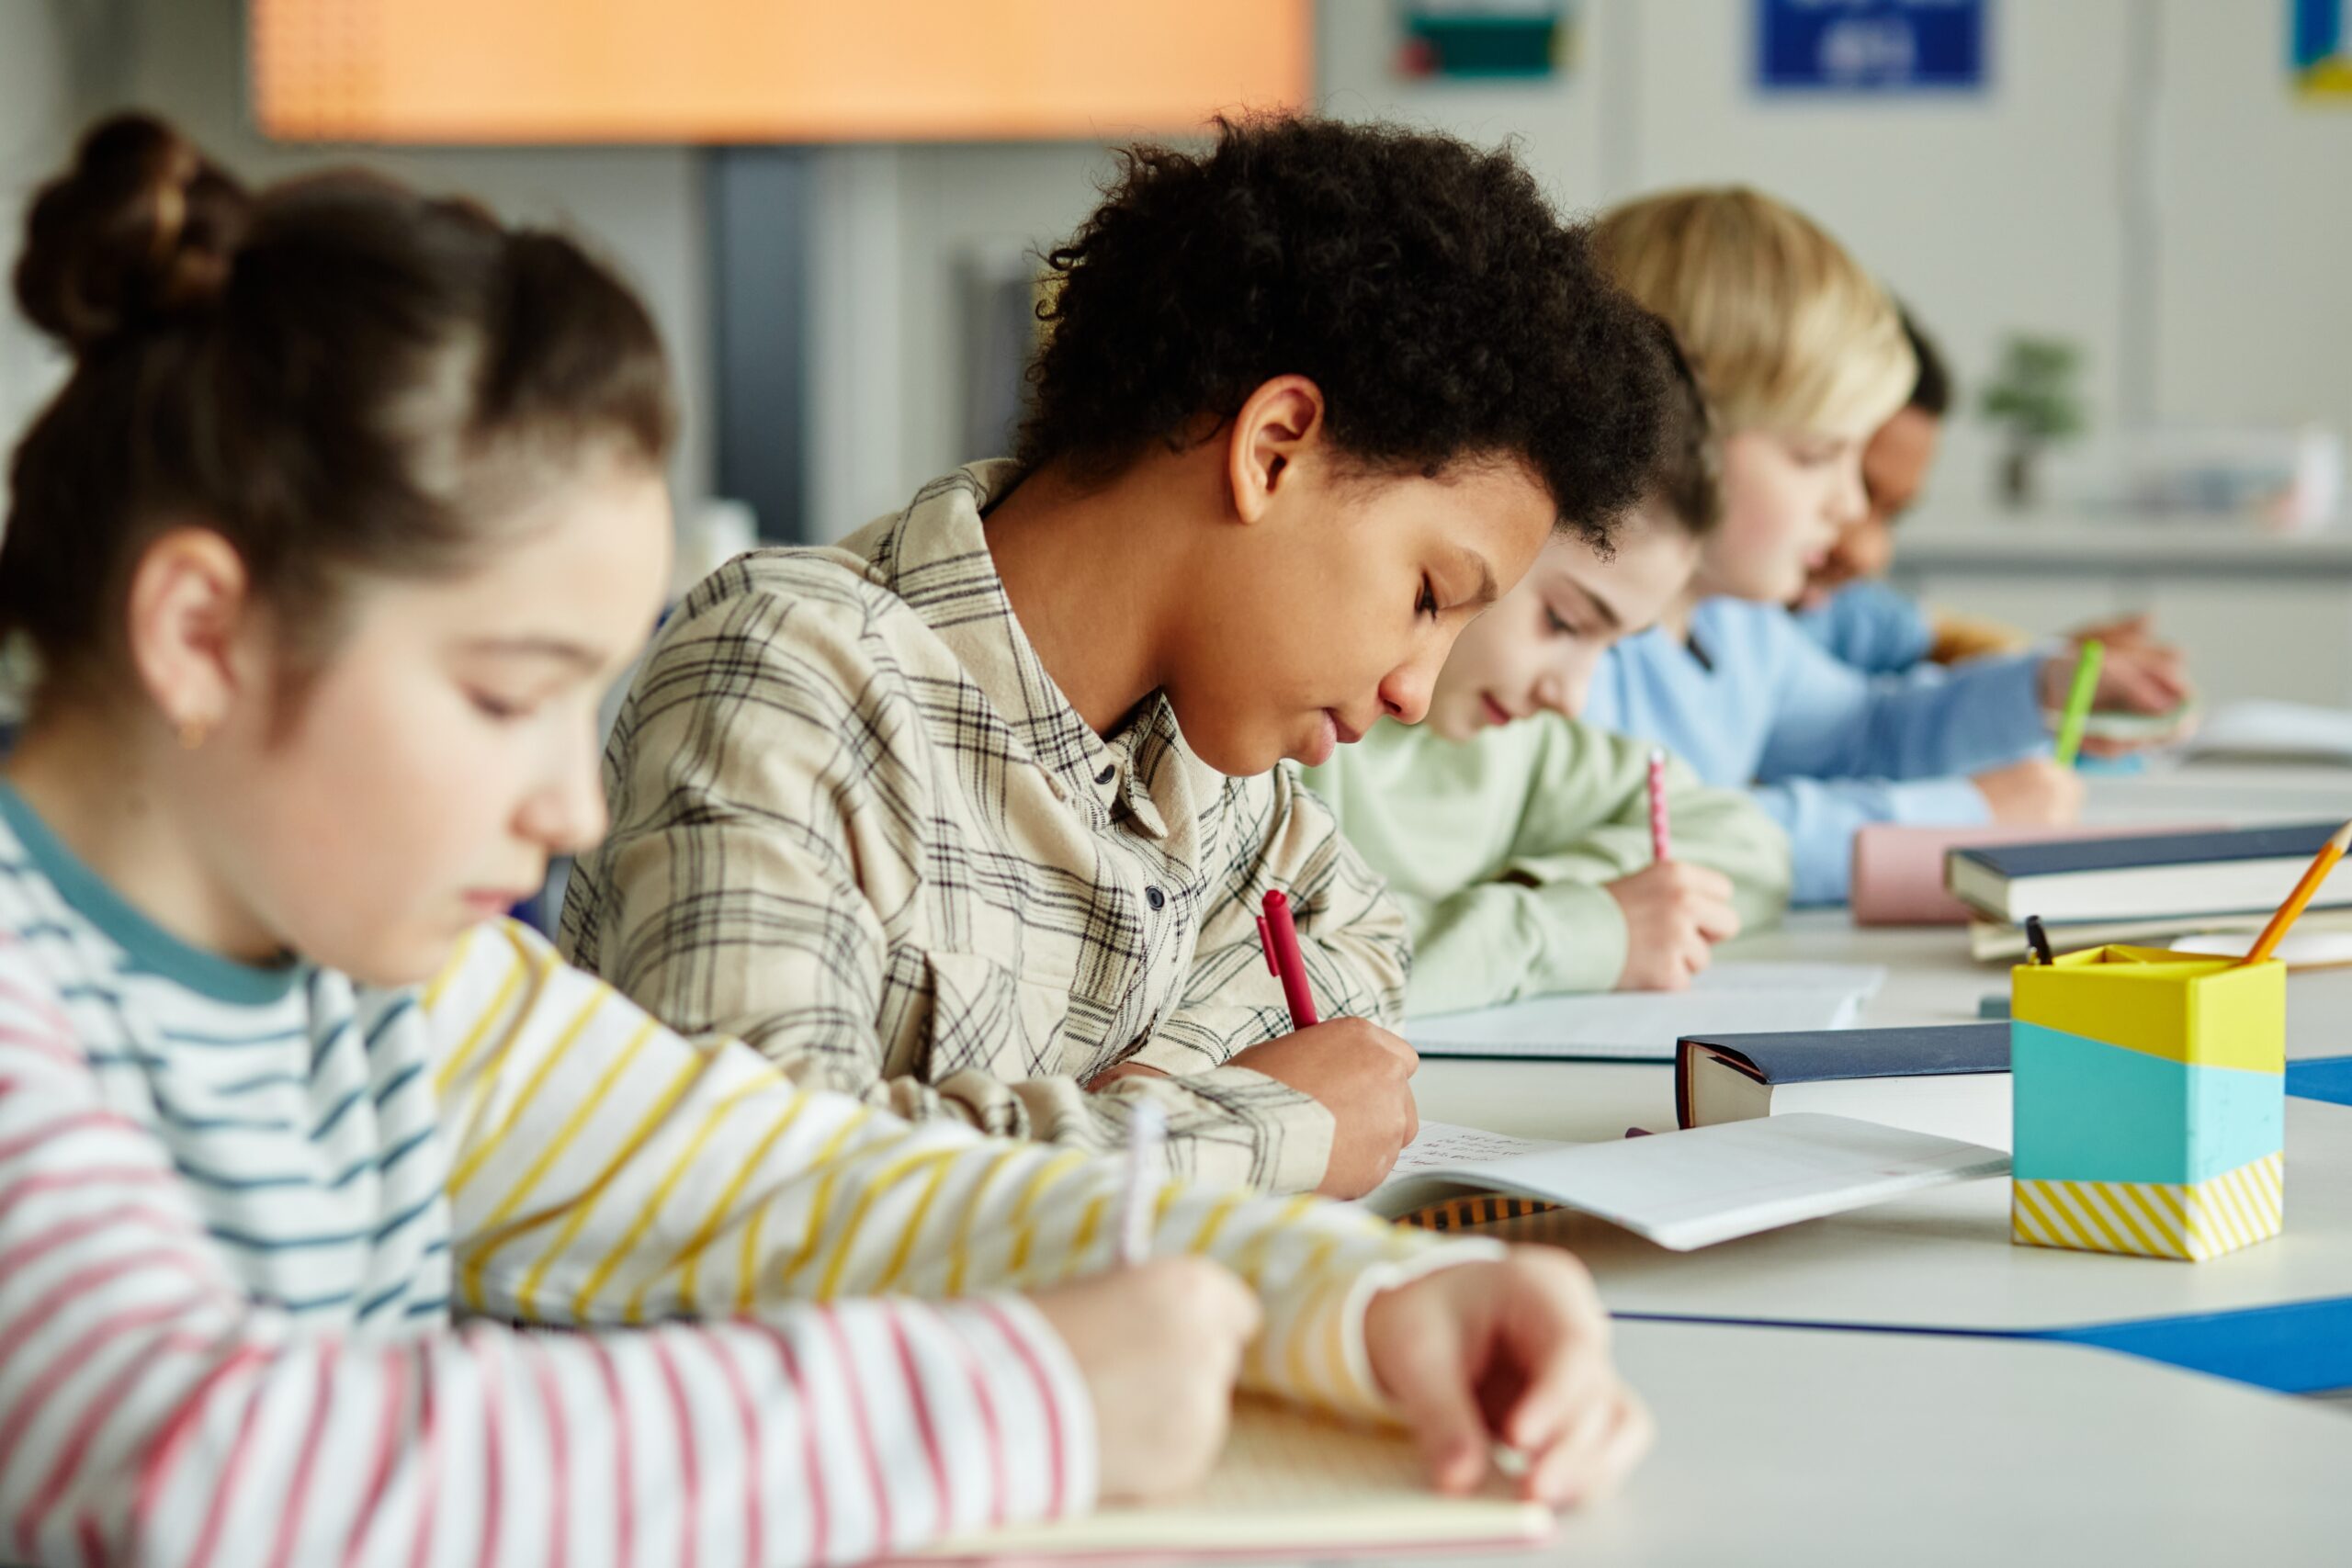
[868,462,1183,834]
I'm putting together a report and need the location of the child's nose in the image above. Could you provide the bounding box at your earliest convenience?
[1380,659,1438,727]
[522,751,610,857]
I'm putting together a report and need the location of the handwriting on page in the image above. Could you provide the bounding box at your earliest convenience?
[1389,1121,1566,1174]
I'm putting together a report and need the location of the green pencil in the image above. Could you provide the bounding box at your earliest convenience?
[2052,637,2104,768]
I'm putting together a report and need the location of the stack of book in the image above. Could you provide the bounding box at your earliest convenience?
[1943,821,2352,960]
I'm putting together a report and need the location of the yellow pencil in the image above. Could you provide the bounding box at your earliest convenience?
[2242,819,2352,965]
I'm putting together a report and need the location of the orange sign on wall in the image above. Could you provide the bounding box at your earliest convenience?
[251,0,1313,143]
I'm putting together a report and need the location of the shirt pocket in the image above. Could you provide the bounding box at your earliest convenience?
[920,950,1078,1081]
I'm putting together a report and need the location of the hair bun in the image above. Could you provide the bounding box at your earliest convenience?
[11,113,251,354]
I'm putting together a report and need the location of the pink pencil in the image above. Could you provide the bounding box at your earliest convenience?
[1647,749,1672,863]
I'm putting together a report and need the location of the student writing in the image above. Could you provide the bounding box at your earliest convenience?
[1300,325,1792,1012]
[559,119,1681,1195]
[1577,188,2184,906]
[0,116,1651,1566]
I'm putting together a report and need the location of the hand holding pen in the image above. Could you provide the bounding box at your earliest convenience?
[1212,888,1419,1198]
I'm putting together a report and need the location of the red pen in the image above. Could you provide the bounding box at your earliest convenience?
[1254,889,1319,1030]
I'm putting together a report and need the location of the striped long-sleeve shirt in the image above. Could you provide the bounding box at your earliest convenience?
[0,784,1491,1568]
[559,462,1414,1195]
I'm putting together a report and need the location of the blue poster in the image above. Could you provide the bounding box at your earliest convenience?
[2291,0,2352,97]
[1758,0,1989,93]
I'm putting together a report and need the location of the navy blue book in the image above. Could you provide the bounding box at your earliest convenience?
[1946,821,2352,925]
[1676,1023,2011,1150]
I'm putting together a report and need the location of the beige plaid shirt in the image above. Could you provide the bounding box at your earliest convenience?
[559,463,1410,1191]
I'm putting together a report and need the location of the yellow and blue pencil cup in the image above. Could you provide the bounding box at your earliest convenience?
[2009,945,2284,1261]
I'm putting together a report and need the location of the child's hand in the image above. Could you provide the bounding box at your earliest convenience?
[1228,1020,1419,1198]
[1605,861,1739,990]
[1028,1257,1262,1503]
[1973,757,2085,825]
[2039,638,2192,721]
[1363,1247,1653,1507]
[1085,1059,1171,1090]
[2065,611,2163,652]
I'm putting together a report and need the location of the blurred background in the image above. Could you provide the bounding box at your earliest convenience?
[3,0,2349,703]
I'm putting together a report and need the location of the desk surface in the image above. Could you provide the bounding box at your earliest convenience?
[1409,760,2352,1380]
[1539,1320,2352,1566]
[1521,1100,2352,1335]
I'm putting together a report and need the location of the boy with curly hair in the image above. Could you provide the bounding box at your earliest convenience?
[560,117,1678,1198]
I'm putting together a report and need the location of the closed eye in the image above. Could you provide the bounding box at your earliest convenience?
[469,691,533,722]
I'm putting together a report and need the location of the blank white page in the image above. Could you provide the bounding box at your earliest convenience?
[1405,963,1888,1060]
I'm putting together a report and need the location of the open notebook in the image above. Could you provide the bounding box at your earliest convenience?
[915,1397,1554,1561]
[1366,1113,2010,1249]
[1404,963,1886,1061]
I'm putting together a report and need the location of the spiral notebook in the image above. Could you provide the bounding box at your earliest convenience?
[916,1397,1555,1561]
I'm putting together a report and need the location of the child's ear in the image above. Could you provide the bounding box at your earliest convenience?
[124,526,255,742]
[1224,375,1329,525]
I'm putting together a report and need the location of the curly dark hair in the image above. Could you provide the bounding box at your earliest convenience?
[1015,117,1674,547]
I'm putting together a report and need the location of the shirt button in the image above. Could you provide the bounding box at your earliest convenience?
[1146,886,1166,911]
[1096,764,1116,785]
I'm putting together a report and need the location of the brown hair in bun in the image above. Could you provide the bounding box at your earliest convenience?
[2,112,675,717]
[12,113,250,350]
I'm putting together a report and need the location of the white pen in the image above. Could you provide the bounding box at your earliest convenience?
[1118,1100,1167,1267]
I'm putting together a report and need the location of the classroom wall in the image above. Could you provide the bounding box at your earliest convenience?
[5,1,2346,547]
[1311,0,2350,515]
[2153,0,2352,434]
[799,0,2352,536]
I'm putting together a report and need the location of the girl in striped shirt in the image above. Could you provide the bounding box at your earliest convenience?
[0,116,1648,1566]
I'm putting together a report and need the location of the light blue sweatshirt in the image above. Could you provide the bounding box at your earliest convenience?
[1796,581,1936,675]
[1581,596,2052,906]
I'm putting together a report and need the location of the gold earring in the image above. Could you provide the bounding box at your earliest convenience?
[178,717,210,750]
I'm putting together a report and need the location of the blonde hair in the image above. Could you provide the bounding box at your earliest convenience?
[1592,186,1914,438]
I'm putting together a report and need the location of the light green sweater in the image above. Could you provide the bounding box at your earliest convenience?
[1298,716,1792,1016]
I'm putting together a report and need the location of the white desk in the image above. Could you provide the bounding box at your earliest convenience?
[1499,1099,2352,1335]
[1537,1320,2352,1565]
[1410,759,2352,1390]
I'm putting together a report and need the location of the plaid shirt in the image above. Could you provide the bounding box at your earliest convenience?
[560,463,1410,1191]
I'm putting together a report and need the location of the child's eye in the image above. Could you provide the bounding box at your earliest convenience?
[1544,607,1580,638]
[468,691,533,722]
[1417,576,1440,622]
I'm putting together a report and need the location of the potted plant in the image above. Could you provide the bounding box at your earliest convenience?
[1978,334,2086,510]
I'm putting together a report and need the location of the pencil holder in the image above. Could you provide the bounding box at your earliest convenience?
[2009,945,2284,1261]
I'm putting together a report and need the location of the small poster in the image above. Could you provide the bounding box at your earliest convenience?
[1757,0,1988,94]
[2292,0,2352,98]
[1397,1,1571,81]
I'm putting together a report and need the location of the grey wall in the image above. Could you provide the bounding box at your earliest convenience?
[797,0,2352,534]
[6,0,2346,542]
